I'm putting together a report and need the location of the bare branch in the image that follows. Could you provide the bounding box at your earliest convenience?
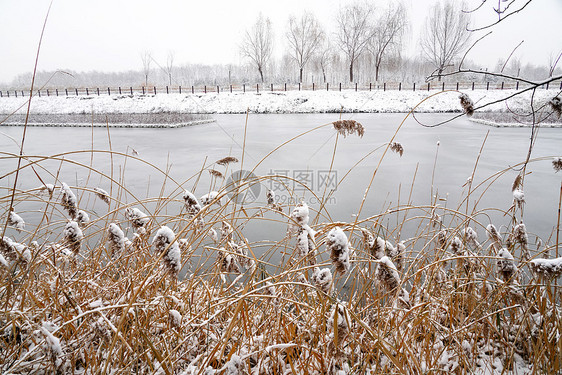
[501,40,524,73]
[468,0,533,32]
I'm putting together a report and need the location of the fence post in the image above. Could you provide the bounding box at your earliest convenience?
[108,87,110,95]
[299,82,301,91]
[119,87,122,95]
[472,82,474,90]
[487,82,489,90]
[179,86,182,94]
[369,82,372,91]
[384,82,386,91]
[243,84,245,93]
[271,83,273,92]
[501,82,504,90]
[339,82,342,91]
[355,82,357,91]
[399,82,402,91]
[312,83,315,91]
[86,88,89,95]
[154,87,156,95]
[75,88,78,96]
[442,82,444,91]
[284,83,287,91]
[456,82,459,90]
[546,82,549,90]
[230,85,232,93]
[130,87,133,95]
[217,85,219,94]
[428,82,430,91]
[142,87,145,94]
[7,91,10,97]
[47,89,50,96]
[192,86,194,94]
[327,82,329,91]
[96,88,99,96]
[516,82,519,90]
[166,86,169,94]
[0,91,2,97]
[15,91,18,98]
[204,85,207,94]
[560,81,562,90]
[413,83,416,91]
[56,89,58,96]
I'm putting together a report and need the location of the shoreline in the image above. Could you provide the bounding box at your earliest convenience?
[0,89,557,116]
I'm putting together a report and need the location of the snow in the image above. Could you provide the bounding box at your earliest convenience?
[93,187,110,205]
[0,253,8,268]
[108,223,126,256]
[125,207,149,229]
[152,226,181,275]
[311,267,332,293]
[0,89,556,117]
[530,257,562,277]
[8,211,25,231]
[327,226,351,274]
[200,191,220,206]
[40,325,62,358]
[76,210,90,226]
[169,309,182,327]
[290,202,310,227]
[63,221,83,242]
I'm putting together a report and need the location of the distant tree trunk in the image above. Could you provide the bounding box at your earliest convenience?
[375,64,380,82]
[299,68,303,83]
[258,67,264,83]
[349,63,354,82]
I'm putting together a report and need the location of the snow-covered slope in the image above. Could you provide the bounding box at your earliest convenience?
[0,89,556,115]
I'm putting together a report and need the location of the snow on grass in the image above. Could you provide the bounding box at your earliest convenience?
[0,90,557,116]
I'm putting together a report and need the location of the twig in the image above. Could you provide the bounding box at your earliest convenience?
[468,0,533,32]
[501,40,524,73]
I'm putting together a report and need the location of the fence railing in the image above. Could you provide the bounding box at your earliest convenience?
[1,80,560,98]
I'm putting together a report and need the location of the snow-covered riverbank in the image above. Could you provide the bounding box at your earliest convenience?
[0,89,556,116]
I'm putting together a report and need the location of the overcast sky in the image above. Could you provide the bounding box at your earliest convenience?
[0,0,560,84]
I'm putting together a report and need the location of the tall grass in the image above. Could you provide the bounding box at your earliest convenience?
[0,107,561,374]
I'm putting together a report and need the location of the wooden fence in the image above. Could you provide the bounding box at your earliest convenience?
[1,80,560,98]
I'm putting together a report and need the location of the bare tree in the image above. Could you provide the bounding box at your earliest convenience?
[240,13,273,83]
[368,3,407,82]
[335,3,376,82]
[140,51,152,87]
[166,51,175,86]
[421,0,471,80]
[314,40,333,83]
[286,12,325,83]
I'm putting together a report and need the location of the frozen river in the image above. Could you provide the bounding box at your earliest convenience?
[1,113,561,263]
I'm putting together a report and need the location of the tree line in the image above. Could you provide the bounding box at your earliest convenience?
[5,0,560,89]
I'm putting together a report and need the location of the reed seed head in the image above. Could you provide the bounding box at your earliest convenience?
[216,156,239,166]
[459,93,474,116]
[332,119,365,138]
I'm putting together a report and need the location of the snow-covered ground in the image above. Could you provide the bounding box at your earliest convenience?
[0,89,557,115]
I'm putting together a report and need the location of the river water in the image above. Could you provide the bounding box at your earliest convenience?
[1,113,561,263]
